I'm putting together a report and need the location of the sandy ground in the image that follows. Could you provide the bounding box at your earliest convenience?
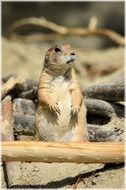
[1,162,124,188]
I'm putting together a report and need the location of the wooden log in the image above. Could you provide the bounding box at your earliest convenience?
[2,141,124,163]
[17,79,38,92]
[21,79,38,90]
[2,96,21,188]
[85,99,124,117]
[85,84,124,102]
[13,98,35,115]
[88,124,122,142]
[2,74,17,83]
[2,76,38,90]
[18,87,37,100]
[2,77,25,99]
[2,76,38,99]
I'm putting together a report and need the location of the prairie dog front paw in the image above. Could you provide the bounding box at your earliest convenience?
[71,104,80,116]
[49,102,60,116]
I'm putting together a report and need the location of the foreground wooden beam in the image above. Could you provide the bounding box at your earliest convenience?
[2,141,124,163]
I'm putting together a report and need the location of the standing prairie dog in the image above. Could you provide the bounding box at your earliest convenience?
[35,44,88,142]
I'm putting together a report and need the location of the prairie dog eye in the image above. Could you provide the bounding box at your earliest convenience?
[55,47,62,52]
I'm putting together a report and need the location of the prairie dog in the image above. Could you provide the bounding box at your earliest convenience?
[35,44,88,142]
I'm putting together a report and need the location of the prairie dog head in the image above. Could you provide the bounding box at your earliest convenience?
[44,44,76,69]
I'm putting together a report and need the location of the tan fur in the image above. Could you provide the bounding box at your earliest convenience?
[35,44,88,142]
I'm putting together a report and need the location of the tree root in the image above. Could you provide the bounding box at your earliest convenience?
[8,17,125,46]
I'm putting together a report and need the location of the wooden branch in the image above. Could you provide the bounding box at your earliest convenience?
[2,74,17,83]
[2,96,21,188]
[85,99,124,117]
[19,87,37,100]
[2,141,124,163]
[2,77,25,99]
[85,84,124,102]
[8,17,125,45]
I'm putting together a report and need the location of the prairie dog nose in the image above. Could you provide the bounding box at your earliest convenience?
[70,52,75,56]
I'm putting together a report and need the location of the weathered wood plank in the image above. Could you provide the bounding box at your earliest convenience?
[2,141,124,163]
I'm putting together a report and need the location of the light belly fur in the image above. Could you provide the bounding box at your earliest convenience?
[36,77,74,141]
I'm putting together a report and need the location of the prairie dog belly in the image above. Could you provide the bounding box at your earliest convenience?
[53,76,71,127]
[36,95,72,141]
[58,92,71,126]
[36,77,73,141]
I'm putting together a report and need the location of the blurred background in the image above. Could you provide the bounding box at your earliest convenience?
[2,1,124,47]
[2,1,124,83]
